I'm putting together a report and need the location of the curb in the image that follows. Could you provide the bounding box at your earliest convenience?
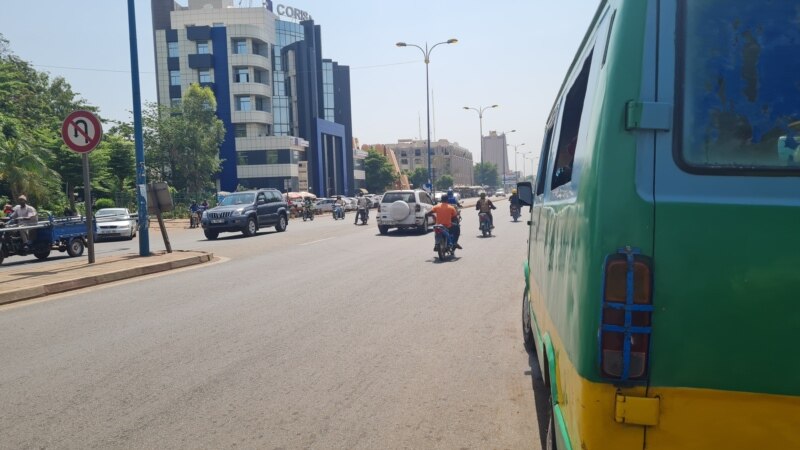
[0,252,213,306]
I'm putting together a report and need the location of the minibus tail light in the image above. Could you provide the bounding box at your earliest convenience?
[600,248,653,382]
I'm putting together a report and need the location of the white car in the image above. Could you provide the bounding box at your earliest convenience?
[494,189,506,197]
[377,190,435,235]
[95,208,137,240]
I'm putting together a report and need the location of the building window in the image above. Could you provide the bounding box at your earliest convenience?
[168,42,179,58]
[255,96,271,112]
[170,98,181,108]
[235,124,247,138]
[401,158,408,165]
[236,96,251,112]
[253,41,269,58]
[235,68,249,83]
[415,149,421,156]
[197,41,209,54]
[233,39,247,54]
[400,151,407,157]
[254,69,269,85]
[199,70,211,83]
[170,70,181,86]
[415,158,422,165]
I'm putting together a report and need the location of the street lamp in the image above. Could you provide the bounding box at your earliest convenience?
[499,130,516,192]
[522,154,536,180]
[463,105,499,166]
[396,38,458,194]
[511,142,527,182]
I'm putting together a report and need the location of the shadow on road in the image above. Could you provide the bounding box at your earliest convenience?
[526,350,551,449]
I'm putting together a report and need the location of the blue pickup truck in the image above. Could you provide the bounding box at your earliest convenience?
[0,215,90,265]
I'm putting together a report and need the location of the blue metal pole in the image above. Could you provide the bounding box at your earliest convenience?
[127,0,149,256]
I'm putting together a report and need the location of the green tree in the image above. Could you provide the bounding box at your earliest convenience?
[0,128,58,202]
[407,167,428,189]
[144,84,224,194]
[474,162,499,187]
[435,174,454,191]
[364,150,398,194]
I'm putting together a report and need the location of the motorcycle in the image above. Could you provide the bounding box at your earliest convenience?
[510,204,520,222]
[333,204,345,220]
[302,206,315,221]
[479,212,492,237]
[355,207,368,225]
[433,224,456,261]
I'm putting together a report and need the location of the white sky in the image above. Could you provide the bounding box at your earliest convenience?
[0,0,599,172]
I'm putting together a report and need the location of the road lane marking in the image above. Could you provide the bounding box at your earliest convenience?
[299,237,334,246]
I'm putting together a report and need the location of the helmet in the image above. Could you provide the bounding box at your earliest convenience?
[480,192,487,198]
[512,189,517,194]
[337,195,341,199]
[447,187,453,193]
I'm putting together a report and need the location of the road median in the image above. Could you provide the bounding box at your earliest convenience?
[0,250,213,306]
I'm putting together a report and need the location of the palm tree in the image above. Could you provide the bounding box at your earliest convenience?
[0,134,59,202]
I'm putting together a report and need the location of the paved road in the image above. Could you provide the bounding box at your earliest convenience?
[0,204,548,449]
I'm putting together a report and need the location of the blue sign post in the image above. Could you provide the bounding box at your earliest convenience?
[127,0,149,257]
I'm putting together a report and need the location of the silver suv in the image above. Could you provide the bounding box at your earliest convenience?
[377,190,434,235]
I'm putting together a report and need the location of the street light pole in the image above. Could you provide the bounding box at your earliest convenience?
[512,142,526,182]
[500,130,516,192]
[463,105,498,166]
[397,38,458,195]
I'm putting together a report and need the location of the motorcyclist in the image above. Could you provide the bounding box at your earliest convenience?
[444,188,462,245]
[9,194,38,250]
[475,192,496,229]
[189,200,200,228]
[303,197,315,218]
[446,187,462,208]
[426,198,463,250]
[355,193,369,224]
[509,188,520,215]
[333,195,346,218]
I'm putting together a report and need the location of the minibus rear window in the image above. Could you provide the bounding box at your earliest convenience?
[676,0,800,174]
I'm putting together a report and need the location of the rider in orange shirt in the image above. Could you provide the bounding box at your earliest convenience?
[426,199,462,249]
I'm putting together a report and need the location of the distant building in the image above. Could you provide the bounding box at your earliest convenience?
[482,131,510,185]
[360,144,409,190]
[150,0,354,195]
[384,139,474,187]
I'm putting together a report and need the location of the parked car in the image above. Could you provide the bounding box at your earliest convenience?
[377,189,435,235]
[314,198,336,213]
[201,189,288,240]
[495,189,506,197]
[95,208,137,240]
[344,197,358,211]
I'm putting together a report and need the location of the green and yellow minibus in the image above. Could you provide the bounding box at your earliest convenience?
[517,0,800,448]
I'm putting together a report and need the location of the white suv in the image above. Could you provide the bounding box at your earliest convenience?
[377,190,434,234]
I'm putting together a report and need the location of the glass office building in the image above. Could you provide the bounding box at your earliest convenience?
[151,0,354,195]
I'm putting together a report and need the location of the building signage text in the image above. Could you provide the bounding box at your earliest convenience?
[275,4,312,21]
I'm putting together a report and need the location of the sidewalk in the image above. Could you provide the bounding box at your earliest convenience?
[0,250,213,306]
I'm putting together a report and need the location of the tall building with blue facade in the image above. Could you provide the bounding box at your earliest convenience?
[151,0,354,196]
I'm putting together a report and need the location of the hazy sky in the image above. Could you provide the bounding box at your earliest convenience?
[1,0,599,173]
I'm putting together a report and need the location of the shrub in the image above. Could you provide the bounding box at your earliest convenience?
[94,198,115,210]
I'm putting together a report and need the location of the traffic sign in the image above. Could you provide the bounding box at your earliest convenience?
[61,110,103,153]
